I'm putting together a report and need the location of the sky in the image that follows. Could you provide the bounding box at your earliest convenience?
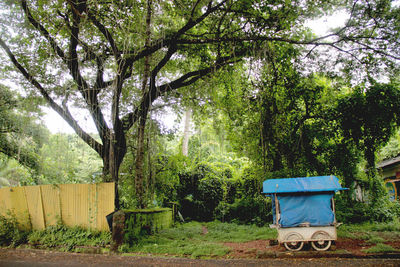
[43,11,349,134]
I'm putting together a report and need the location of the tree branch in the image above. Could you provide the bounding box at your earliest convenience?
[20,0,66,61]
[123,0,228,66]
[0,37,103,155]
[87,10,121,62]
[122,53,240,131]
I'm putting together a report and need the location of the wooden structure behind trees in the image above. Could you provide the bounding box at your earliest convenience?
[378,156,400,201]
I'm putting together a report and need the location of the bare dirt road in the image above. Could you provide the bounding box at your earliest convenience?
[1,248,400,267]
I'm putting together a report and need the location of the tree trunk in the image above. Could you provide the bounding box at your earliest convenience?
[135,116,147,208]
[182,108,191,156]
[102,132,126,210]
[134,0,152,209]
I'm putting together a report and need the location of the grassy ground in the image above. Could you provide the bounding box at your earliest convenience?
[120,221,276,258]
[121,220,400,257]
[5,219,400,257]
[338,220,400,253]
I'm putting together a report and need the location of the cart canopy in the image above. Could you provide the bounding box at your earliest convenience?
[264,176,346,228]
[263,175,345,195]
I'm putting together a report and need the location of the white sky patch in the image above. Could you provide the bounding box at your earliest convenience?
[43,107,97,134]
[305,10,348,36]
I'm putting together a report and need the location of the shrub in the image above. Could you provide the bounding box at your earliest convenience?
[27,225,111,251]
[335,194,400,224]
[215,196,272,226]
[0,215,27,247]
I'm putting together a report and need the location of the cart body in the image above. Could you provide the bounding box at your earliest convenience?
[263,176,346,251]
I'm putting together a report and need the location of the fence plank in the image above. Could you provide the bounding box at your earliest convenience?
[96,183,115,231]
[7,187,31,230]
[40,184,61,227]
[24,186,45,230]
[0,187,11,218]
[87,184,97,229]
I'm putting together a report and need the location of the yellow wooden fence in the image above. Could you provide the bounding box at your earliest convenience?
[0,183,115,231]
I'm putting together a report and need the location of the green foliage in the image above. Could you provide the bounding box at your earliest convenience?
[335,194,400,224]
[0,215,27,247]
[178,163,225,221]
[337,82,400,169]
[38,134,103,184]
[153,153,191,207]
[0,84,46,176]
[378,129,400,160]
[27,225,111,252]
[0,85,102,186]
[215,196,272,226]
[0,156,36,186]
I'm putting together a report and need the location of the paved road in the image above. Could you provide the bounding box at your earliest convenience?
[1,248,400,267]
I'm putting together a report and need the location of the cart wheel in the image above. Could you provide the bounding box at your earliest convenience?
[283,232,304,251]
[311,231,331,251]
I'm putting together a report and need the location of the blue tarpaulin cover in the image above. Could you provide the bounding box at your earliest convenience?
[263,176,345,194]
[273,193,335,227]
[265,176,346,227]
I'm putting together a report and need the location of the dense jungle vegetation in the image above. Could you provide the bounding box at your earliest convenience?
[1,0,400,225]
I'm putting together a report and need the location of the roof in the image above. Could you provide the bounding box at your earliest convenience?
[262,175,346,194]
[377,155,400,169]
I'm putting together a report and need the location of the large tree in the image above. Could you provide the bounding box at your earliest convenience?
[0,0,399,208]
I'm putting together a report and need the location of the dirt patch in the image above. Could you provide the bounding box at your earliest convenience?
[223,238,387,258]
[202,225,209,235]
[224,239,283,258]
[335,238,370,256]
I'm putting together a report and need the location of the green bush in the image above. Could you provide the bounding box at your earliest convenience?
[0,215,27,247]
[27,225,111,251]
[215,196,272,226]
[335,194,400,224]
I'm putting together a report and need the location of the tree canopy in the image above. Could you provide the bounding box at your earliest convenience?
[1,0,400,208]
